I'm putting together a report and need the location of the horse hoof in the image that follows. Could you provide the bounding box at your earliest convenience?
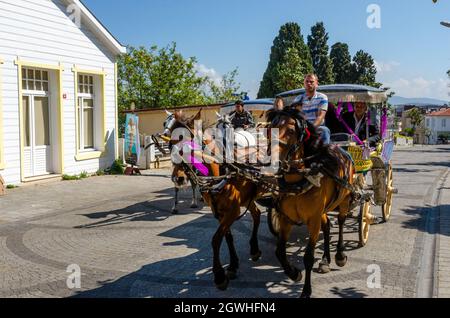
[251,251,262,262]
[318,262,331,274]
[215,276,230,291]
[226,269,238,280]
[190,204,199,209]
[335,254,348,268]
[288,267,303,282]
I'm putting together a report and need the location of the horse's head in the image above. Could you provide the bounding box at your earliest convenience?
[266,108,318,162]
[164,109,204,185]
[162,109,202,138]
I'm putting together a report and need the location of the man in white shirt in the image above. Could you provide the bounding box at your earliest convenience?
[291,74,331,144]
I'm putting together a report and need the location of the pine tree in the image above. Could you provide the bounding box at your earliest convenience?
[351,50,382,88]
[307,22,334,84]
[257,22,313,98]
[330,42,353,84]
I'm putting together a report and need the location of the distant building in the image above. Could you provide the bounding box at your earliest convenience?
[395,104,449,118]
[425,109,450,144]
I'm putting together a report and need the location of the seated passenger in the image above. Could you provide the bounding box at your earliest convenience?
[273,97,285,111]
[229,100,256,130]
[342,102,380,147]
[291,74,331,144]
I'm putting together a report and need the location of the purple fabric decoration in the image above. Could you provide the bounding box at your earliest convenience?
[336,102,343,117]
[381,108,388,139]
[347,102,354,113]
[182,141,209,176]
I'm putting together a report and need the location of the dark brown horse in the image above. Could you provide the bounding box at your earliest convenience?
[267,108,355,298]
[164,111,264,290]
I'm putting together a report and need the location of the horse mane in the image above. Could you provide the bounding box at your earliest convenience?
[266,108,340,175]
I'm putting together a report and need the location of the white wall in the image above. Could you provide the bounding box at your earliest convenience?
[0,0,118,184]
[425,116,450,144]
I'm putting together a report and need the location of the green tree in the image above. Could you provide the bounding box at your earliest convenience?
[118,43,208,112]
[205,68,241,103]
[275,47,306,92]
[147,43,207,107]
[307,22,334,84]
[330,42,353,84]
[407,107,424,130]
[351,50,382,88]
[258,22,313,98]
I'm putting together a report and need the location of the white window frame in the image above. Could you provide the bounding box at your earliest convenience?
[442,118,447,128]
[72,67,106,161]
[77,74,96,151]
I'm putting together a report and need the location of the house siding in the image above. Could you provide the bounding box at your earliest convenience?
[0,0,119,184]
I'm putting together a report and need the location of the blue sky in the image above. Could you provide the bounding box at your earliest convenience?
[84,0,450,100]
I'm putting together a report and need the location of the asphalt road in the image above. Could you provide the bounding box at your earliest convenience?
[0,145,449,298]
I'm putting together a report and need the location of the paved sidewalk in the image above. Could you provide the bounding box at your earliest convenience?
[437,169,450,298]
[0,169,174,224]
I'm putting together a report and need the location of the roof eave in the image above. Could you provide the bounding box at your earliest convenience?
[63,0,127,56]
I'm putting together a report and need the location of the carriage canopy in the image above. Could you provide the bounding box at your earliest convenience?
[277,84,389,106]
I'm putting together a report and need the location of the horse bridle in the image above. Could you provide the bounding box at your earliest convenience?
[269,113,311,172]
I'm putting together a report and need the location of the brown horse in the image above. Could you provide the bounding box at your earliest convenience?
[267,108,355,298]
[164,111,264,290]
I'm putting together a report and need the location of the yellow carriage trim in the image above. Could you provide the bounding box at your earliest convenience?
[347,146,373,173]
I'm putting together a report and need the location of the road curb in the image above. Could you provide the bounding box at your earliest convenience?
[416,168,447,298]
[437,168,450,298]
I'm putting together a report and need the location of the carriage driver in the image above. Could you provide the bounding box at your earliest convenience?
[291,74,331,144]
[229,100,256,130]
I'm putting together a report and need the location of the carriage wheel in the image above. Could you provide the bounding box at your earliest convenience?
[358,200,372,247]
[267,208,281,238]
[382,164,394,223]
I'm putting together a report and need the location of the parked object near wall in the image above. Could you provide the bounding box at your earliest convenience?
[119,137,171,170]
[395,135,414,147]
[0,175,5,196]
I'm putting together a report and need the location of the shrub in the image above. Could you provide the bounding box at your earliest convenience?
[62,174,80,181]
[403,128,415,137]
[109,160,125,175]
[79,171,89,179]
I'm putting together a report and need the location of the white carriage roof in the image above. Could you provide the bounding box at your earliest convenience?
[220,99,275,114]
[278,84,388,104]
[62,0,127,55]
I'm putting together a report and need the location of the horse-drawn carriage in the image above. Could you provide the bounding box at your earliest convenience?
[274,84,397,247]
[154,85,397,297]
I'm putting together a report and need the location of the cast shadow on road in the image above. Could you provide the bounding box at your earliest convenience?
[403,161,450,168]
[70,212,368,298]
[401,204,450,237]
[75,187,207,229]
[394,167,430,174]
